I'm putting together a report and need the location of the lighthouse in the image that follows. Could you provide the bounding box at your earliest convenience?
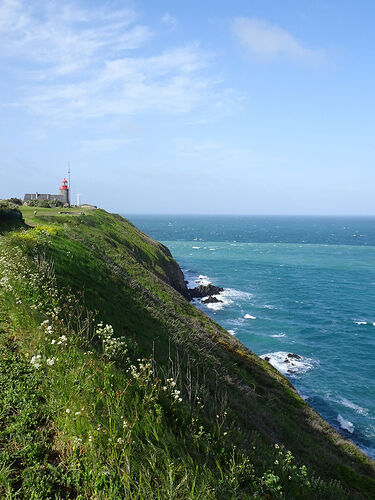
[59,178,70,205]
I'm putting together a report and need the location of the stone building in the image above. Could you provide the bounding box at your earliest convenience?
[24,178,70,205]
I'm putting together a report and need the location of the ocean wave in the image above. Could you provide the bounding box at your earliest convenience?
[227,329,236,336]
[354,320,368,325]
[195,275,211,286]
[326,394,370,418]
[204,288,253,311]
[244,314,256,320]
[192,246,200,249]
[264,304,277,310]
[337,414,354,433]
[271,333,286,338]
[260,351,318,376]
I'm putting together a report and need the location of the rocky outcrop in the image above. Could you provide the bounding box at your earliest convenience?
[157,243,189,296]
[187,284,224,300]
[202,295,223,304]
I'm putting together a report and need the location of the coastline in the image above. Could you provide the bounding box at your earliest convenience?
[179,263,375,460]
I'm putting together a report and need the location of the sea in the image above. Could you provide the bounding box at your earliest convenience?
[126,215,375,458]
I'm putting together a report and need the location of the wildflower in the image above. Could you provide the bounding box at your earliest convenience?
[66,408,71,414]
[75,411,81,416]
[46,357,57,366]
[117,437,124,444]
[30,354,42,369]
[275,460,279,465]
[51,339,56,344]
[223,432,228,436]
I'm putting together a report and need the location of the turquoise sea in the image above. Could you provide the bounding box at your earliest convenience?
[127,215,375,458]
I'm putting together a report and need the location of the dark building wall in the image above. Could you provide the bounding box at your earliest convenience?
[24,193,65,202]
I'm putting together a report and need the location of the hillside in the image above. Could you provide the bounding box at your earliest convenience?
[0,207,375,498]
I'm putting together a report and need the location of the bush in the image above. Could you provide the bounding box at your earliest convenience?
[50,199,63,207]
[37,200,51,208]
[7,197,22,205]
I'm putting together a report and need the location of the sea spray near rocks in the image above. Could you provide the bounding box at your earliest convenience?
[260,352,319,376]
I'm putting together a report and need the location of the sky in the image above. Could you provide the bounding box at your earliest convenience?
[1,0,375,215]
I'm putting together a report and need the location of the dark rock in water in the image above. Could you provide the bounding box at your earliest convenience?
[202,296,223,304]
[287,353,302,360]
[264,356,270,362]
[188,284,224,299]
[284,358,291,363]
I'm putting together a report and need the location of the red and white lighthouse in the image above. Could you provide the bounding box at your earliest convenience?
[59,178,70,205]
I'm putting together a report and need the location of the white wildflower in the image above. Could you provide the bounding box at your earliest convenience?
[30,354,42,369]
[46,357,57,366]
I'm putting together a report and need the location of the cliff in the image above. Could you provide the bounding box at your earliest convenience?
[0,206,374,499]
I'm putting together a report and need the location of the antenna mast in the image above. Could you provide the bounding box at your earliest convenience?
[68,161,71,206]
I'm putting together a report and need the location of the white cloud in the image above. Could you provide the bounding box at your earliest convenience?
[233,17,324,65]
[161,13,177,29]
[21,45,214,118]
[0,1,230,120]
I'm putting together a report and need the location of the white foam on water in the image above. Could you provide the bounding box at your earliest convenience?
[195,275,211,286]
[244,314,256,320]
[192,246,200,249]
[209,248,216,251]
[271,333,286,338]
[337,414,354,433]
[203,288,253,311]
[227,329,236,336]
[264,304,277,310]
[354,320,368,325]
[260,351,318,376]
[326,394,370,418]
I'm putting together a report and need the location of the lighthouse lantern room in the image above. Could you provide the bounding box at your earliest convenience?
[59,178,70,205]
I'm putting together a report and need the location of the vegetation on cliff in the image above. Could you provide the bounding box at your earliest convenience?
[0,207,374,498]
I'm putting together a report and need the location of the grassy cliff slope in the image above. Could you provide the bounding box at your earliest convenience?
[0,207,374,499]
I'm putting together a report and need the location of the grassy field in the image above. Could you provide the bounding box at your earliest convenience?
[20,206,94,225]
[0,207,374,498]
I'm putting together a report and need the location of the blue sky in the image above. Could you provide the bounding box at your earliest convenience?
[1,0,374,214]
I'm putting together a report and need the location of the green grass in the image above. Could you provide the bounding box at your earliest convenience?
[0,207,374,498]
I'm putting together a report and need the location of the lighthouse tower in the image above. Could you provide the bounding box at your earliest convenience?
[59,178,70,205]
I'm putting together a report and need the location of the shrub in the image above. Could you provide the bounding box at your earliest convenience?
[37,200,51,208]
[7,197,22,205]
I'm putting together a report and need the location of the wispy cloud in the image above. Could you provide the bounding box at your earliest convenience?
[0,1,229,120]
[233,17,324,66]
[161,13,177,30]
[79,138,135,152]
[0,1,148,76]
